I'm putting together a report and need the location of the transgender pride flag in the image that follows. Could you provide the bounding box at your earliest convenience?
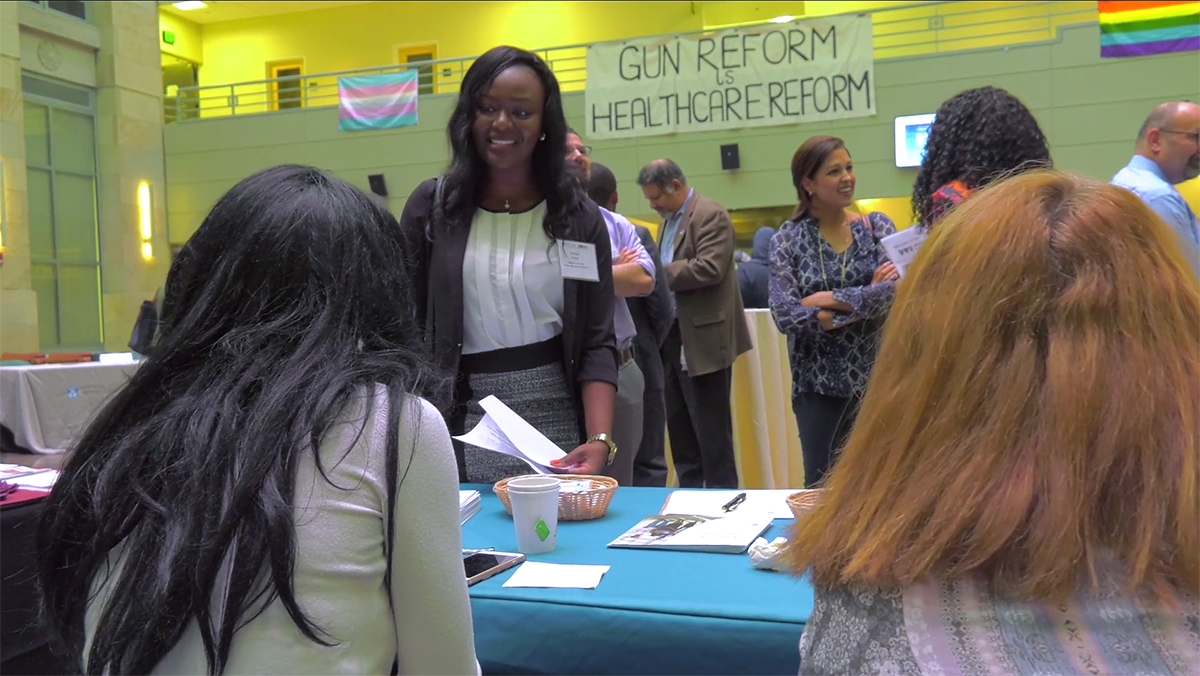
[338,70,419,131]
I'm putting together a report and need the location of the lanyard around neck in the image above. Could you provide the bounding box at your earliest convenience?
[816,217,854,290]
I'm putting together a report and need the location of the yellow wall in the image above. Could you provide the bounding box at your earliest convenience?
[166,0,1098,117]
[198,1,701,88]
[700,0,918,27]
[805,1,915,14]
[855,197,916,229]
[185,0,1097,89]
[158,11,202,64]
[1181,177,1200,216]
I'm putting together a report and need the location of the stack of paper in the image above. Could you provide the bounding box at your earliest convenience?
[459,489,481,525]
[452,396,567,474]
[0,464,59,490]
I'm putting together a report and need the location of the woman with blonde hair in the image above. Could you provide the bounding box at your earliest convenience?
[790,171,1199,676]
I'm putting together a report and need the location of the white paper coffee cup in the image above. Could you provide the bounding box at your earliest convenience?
[507,476,560,554]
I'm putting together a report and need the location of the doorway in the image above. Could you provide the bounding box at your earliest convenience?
[162,53,199,122]
[267,59,305,110]
[396,44,437,95]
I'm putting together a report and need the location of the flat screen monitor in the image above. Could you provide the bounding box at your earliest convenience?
[894,113,935,168]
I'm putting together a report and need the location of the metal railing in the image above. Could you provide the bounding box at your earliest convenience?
[164,0,1098,123]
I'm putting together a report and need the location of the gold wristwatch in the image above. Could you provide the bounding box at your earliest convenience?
[587,433,618,466]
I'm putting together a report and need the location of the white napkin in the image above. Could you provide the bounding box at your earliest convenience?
[748,536,789,571]
[501,562,610,589]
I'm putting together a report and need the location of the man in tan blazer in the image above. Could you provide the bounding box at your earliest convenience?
[637,159,752,488]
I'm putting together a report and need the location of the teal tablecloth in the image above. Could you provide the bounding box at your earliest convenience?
[462,485,813,675]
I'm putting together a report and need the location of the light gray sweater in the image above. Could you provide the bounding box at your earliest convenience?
[84,390,480,675]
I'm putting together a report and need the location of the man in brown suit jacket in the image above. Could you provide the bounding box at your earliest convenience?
[637,159,753,488]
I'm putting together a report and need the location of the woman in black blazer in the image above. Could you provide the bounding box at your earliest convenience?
[399,46,617,483]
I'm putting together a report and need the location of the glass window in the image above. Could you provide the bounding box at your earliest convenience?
[53,173,98,264]
[27,1,88,21]
[58,264,103,347]
[26,168,54,261]
[31,264,59,350]
[23,102,49,166]
[22,73,101,351]
[51,108,94,174]
[47,1,87,19]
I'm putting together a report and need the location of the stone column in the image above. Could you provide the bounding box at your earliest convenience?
[91,0,169,351]
[0,1,38,353]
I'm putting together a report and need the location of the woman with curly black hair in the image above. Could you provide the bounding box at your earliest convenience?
[399,46,617,483]
[912,86,1051,226]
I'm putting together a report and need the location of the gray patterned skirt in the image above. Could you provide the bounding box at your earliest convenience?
[461,361,581,484]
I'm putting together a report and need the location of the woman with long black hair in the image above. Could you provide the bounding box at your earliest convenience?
[400,46,618,483]
[37,166,478,675]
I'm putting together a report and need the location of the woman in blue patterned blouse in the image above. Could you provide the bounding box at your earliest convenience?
[769,136,898,488]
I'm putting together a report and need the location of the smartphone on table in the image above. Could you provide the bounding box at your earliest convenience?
[463,550,525,586]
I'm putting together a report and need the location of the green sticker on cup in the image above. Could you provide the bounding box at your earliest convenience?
[535,519,551,542]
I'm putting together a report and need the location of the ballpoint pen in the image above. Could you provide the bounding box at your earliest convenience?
[721,492,747,513]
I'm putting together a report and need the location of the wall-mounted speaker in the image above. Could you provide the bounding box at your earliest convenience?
[720,144,740,171]
[367,173,388,197]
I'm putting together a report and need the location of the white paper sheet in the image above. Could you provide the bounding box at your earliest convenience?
[558,480,592,494]
[0,464,53,480]
[477,396,568,467]
[453,409,563,475]
[880,227,928,278]
[2,468,59,489]
[501,561,610,589]
[661,489,798,520]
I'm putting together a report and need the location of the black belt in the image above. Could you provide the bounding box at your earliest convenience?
[460,335,563,375]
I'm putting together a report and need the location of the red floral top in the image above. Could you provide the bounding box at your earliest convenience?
[930,180,972,225]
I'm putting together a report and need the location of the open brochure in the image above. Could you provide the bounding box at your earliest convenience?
[608,514,771,554]
[880,227,928,278]
[451,396,567,474]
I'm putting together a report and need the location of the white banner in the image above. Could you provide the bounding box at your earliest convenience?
[585,15,876,140]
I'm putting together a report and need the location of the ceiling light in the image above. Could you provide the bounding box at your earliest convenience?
[172,1,207,9]
[770,15,795,23]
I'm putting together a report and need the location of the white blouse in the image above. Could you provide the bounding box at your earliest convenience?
[462,203,564,355]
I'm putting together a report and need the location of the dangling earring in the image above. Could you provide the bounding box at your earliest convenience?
[539,133,546,141]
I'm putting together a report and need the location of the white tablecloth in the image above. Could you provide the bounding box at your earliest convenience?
[0,362,140,454]
[666,308,803,489]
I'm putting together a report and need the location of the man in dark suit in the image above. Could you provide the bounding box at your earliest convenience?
[637,159,753,488]
[587,163,673,486]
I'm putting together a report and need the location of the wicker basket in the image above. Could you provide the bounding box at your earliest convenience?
[787,490,823,520]
[494,474,617,521]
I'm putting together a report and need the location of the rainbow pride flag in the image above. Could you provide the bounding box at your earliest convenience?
[1098,1,1200,58]
[338,70,419,131]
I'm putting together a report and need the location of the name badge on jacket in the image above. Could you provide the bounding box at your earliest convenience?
[557,240,599,282]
